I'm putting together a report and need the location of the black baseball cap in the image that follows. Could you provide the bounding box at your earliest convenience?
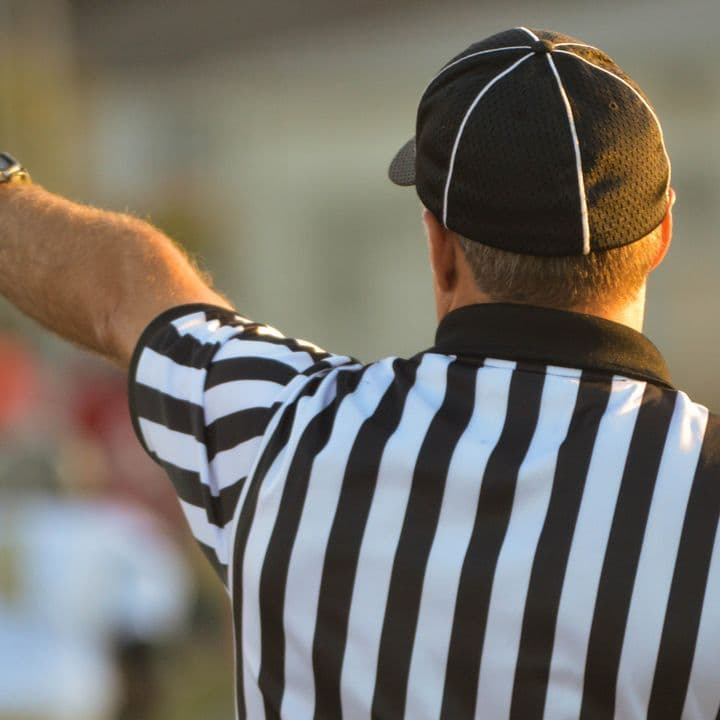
[389,27,671,256]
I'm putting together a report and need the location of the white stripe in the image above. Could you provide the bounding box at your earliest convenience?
[224,369,348,586]
[205,357,359,428]
[173,310,331,364]
[230,324,328,357]
[280,358,397,720]
[139,415,263,496]
[214,337,318,366]
[339,353,451,718]
[683,503,720,720]
[615,394,708,718]
[172,311,243,344]
[214,338,351,375]
[138,417,204,472]
[474,367,581,720]
[179,498,230,564]
[555,50,671,193]
[247,324,284,339]
[136,348,206,405]
[425,46,531,89]
[225,368,332,717]
[240,378,339,720]
[204,379,288,424]
[404,361,516,720]
[483,357,517,371]
[545,54,591,254]
[210,436,264,490]
[442,53,533,227]
[242,449,290,720]
[543,377,646,719]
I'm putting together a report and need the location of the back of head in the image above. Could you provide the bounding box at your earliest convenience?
[389,27,671,312]
[456,224,664,311]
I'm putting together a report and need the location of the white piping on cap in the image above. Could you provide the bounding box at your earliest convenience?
[518,26,591,254]
[442,52,534,227]
[426,45,532,91]
[555,49,672,195]
[517,26,540,41]
[545,55,592,255]
[553,42,600,51]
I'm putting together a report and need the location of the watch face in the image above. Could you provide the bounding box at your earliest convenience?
[0,153,30,183]
[0,153,17,171]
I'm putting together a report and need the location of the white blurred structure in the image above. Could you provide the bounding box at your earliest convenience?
[0,497,189,719]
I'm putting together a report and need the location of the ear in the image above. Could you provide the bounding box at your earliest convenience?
[650,187,675,272]
[422,208,458,293]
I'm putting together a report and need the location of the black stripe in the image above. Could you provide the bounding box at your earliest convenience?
[196,539,229,586]
[302,359,336,376]
[440,363,546,720]
[128,304,334,459]
[510,373,614,720]
[312,358,419,720]
[301,358,358,376]
[257,367,368,720]
[647,413,720,719]
[206,357,298,389]
[129,303,243,375]
[232,375,326,720]
[578,384,676,720]
[152,453,245,528]
[134,383,205,441]
[142,309,328,374]
[129,311,223,456]
[205,406,276,461]
[371,360,477,720]
[200,305,249,327]
[145,320,225,369]
[136,380,277,461]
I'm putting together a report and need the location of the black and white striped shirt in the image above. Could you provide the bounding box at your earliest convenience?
[129,302,720,720]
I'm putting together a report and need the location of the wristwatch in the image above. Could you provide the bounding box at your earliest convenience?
[0,152,31,184]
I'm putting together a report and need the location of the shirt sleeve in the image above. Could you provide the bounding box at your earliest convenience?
[127,303,357,586]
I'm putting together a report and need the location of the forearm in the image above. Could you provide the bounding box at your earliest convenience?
[0,184,231,367]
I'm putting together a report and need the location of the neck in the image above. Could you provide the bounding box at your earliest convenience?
[570,290,646,332]
[443,285,647,333]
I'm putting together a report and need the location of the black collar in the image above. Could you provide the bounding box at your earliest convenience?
[432,303,673,389]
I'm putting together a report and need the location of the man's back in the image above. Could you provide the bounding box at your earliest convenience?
[130,303,720,719]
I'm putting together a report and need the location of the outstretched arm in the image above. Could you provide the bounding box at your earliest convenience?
[0,184,231,367]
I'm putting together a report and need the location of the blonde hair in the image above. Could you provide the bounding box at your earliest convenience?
[456,225,664,310]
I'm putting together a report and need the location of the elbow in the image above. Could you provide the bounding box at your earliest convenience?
[96,289,133,368]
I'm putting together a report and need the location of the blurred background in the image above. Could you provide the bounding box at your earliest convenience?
[0,0,718,717]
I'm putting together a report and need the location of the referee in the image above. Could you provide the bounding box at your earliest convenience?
[0,26,718,720]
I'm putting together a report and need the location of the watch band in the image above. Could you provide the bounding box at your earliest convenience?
[0,152,32,184]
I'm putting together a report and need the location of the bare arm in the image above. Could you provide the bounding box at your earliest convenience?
[0,184,232,367]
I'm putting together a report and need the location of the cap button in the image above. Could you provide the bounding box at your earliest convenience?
[531,39,554,54]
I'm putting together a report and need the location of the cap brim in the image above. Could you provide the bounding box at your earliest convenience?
[388,137,416,186]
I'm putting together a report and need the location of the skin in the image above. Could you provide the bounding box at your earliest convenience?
[422,190,674,333]
[0,183,673,370]
[0,184,230,367]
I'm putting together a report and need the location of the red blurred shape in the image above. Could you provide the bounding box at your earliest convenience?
[0,335,39,432]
